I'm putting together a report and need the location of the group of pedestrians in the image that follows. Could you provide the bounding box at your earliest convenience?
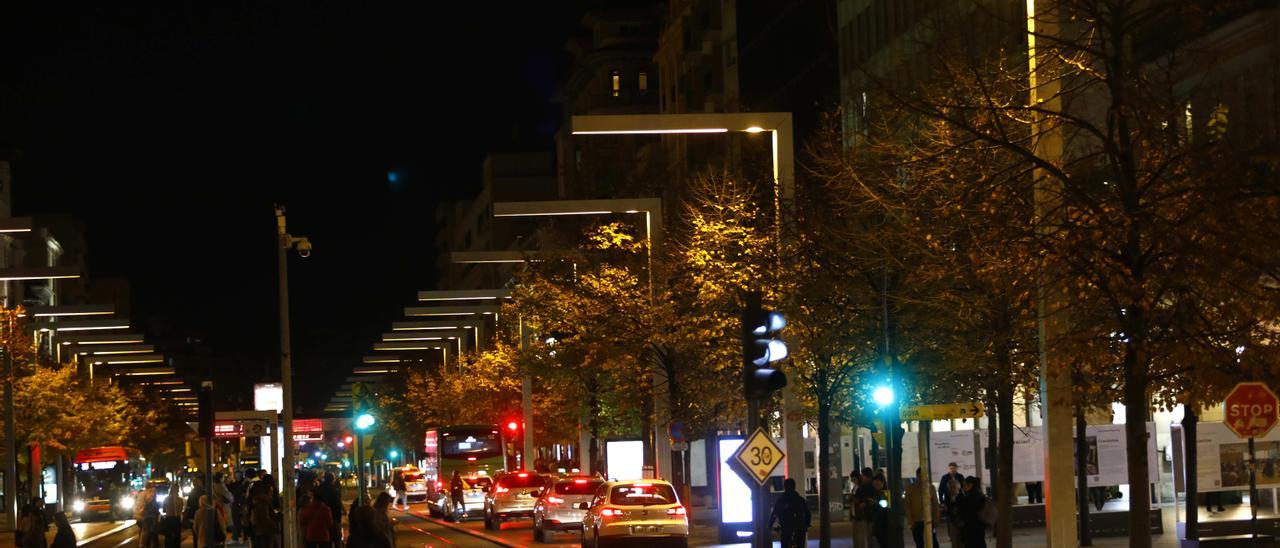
[295,471,394,548]
[839,461,991,548]
[937,462,991,548]
[15,496,76,548]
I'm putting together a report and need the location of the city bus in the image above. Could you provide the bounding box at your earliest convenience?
[423,425,506,519]
[71,446,149,521]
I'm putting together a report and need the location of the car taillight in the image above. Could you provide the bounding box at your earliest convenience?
[467,457,477,461]
[496,486,509,494]
[546,496,565,505]
[667,506,687,516]
[599,508,622,518]
[435,481,443,489]
[517,472,529,478]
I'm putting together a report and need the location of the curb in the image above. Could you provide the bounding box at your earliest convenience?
[400,509,523,548]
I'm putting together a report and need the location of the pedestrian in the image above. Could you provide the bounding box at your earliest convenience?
[869,475,890,548]
[345,503,389,548]
[298,494,333,548]
[1025,481,1044,504]
[162,483,185,548]
[769,478,810,548]
[906,468,941,548]
[448,471,468,519]
[135,482,161,548]
[194,495,227,548]
[185,477,206,548]
[391,470,407,511]
[248,476,279,548]
[370,494,395,548]
[315,473,344,548]
[938,462,965,548]
[955,476,989,548]
[16,498,39,548]
[849,469,876,548]
[20,498,46,548]
[229,471,247,544]
[49,512,74,548]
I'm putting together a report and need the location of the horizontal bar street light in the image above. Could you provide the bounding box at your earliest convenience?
[92,354,165,365]
[373,342,449,352]
[0,218,33,233]
[417,289,511,301]
[403,305,500,317]
[382,330,467,342]
[362,355,401,364]
[114,366,176,377]
[391,320,482,331]
[449,251,556,264]
[28,305,114,318]
[76,345,154,356]
[353,366,400,375]
[0,266,80,281]
[59,333,146,345]
[38,318,129,332]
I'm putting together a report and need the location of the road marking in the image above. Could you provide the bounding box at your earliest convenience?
[77,520,136,547]
[108,535,136,548]
[394,508,519,547]
[410,525,457,545]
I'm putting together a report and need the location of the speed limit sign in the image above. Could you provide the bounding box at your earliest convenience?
[731,428,785,485]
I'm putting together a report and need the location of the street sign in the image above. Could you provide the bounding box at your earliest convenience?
[213,419,268,439]
[730,428,785,486]
[901,402,985,421]
[1224,382,1280,439]
[672,441,689,452]
[668,421,689,444]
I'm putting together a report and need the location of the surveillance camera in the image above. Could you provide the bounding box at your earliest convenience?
[296,239,313,258]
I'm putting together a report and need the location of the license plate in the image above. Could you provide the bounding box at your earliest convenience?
[631,525,661,534]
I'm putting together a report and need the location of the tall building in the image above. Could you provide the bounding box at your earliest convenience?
[434,152,557,290]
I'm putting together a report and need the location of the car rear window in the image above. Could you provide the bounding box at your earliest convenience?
[498,474,545,489]
[404,473,423,482]
[464,477,492,489]
[554,479,603,495]
[609,483,678,506]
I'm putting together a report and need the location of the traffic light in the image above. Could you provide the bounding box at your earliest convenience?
[741,291,787,400]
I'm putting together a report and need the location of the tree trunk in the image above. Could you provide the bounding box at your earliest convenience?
[995,386,1015,548]
[817,392,834,548]
[1124,356,1152,548]
[1076,404,1092,546]
[1183,406,1198,540]
[987,399,999,497]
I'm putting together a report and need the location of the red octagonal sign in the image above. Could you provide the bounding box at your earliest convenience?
[1224,382,1280,439]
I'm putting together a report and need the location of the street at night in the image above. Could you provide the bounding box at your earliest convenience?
[2,1,1280,547]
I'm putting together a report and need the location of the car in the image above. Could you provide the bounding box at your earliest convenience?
[402,469,429,503]
[483,471,547,530]
[580,480,688,547]
[532,476,606,542]
[440,475,492,521]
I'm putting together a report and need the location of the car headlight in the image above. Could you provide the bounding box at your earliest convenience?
[72,500,85,513]
[181,486,191,496]
[120,496,135,510]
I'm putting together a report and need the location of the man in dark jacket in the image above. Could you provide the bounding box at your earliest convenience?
[956,476,989,548]
[769,478,811,548]
[938,462,965,547]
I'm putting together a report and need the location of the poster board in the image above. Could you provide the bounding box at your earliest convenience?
[930,430,980,481]
[1184,421,1280,492]
[978,426,1045,484]
[1079,423,1159,486]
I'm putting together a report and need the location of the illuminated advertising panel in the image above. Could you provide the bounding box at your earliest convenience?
[604,440,644,481]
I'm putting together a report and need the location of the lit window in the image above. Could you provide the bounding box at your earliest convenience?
[611,71,620,97]
[638,72,648,91]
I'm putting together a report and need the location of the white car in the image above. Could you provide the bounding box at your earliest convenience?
[580,480,689,547]
[483,471,547,530]
[532,476,605,542]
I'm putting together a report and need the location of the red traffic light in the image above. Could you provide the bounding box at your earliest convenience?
[507,421,520,432]
[344,435,354,444]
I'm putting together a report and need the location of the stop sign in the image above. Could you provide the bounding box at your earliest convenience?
[1224,382,1280,439]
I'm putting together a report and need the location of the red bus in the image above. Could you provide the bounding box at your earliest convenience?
[72,446,149,521]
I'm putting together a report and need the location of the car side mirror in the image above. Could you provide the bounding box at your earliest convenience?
[578,502,590,510]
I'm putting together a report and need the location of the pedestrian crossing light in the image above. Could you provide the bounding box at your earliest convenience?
[742,291,788,400]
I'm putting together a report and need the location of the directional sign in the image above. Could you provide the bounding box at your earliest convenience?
[901,402,985,422]
[731,428,785,486]
[1224,382,1280,439]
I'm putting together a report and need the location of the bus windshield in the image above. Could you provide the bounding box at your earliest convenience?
[439,429,501,459]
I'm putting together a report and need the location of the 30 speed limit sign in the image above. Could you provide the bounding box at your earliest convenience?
[731,428,786,485]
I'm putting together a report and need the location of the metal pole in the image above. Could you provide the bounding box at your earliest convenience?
[203,438,215,547]
[3,350,14,532]
[747,398,768,548]
[356,428,367,504]
[275,208,298,548]
[519,316,533,470]
[1250,436,1258,546]
[919,422,934,548]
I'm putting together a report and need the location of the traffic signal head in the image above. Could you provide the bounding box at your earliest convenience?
[344,435,354,444]
[355,413,376,431]
[507,421,519,432]
[742,291,788,400]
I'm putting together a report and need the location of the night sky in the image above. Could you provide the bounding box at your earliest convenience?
[0,3,586,411]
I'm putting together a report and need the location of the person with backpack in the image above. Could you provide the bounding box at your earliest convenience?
[769,478,811,548]
[315,473,344,547]
[298,493,333,548]
[955,476,989,548]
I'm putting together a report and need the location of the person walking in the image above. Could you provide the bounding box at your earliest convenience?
[345,503,389,548]
[49,512,75,548]
[298,494,333,548]
[769,478,810,548]
[906,468,941,548]
[248,477,279,548]
[849,469,876,548]
[390,471,407,511]
[184,477,206,548]
[869,475,890,548]
[955,476,989,548]
[162,484,185,548]
[448,471,468,520]
[20,499,46,548]
[194,496,227,548]
[315,473,344,548]
[370,494,395,548]
[135,482,161,548]
[229,471,247,544]
[938,462,966,548]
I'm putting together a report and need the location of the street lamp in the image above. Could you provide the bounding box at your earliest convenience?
[872,386,895,407]
[569,112,805,487]
[274,206,311,548]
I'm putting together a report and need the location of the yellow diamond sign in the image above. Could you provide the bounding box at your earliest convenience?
[731,428,785,486]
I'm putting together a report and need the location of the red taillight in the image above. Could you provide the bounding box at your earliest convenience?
[467,457,477,461]
[435,481,443,489]
[599,508,622,518]
[496,486,509,494]
[546,496,565,505]
[517,472,528,478]
[573,479,588,484]
[667,506,687,516]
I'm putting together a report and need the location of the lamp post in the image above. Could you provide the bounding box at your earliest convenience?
[568,112,804,484]
[275,206,311,548]
[354,412,375,503]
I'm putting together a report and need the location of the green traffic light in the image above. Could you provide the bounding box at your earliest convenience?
[355,413,376,430]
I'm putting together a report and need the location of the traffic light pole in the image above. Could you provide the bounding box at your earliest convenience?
[746,397,769,548]
[356,427,367,503]
[276,208,299,548]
